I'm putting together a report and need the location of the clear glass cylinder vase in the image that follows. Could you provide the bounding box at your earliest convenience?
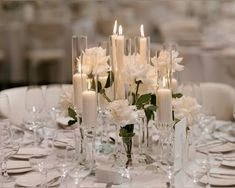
[122,136,134,169]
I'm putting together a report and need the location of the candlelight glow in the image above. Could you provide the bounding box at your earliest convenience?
[118,25,123,35]
[140,24,145,37]
[113,20,117,34]
[163,77,167,88]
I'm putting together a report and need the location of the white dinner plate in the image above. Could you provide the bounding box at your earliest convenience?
[5,160,33,174]
[213,131,235,143]
[222,159,235,168]
[15,171,60,187]
[200,175,235,186]
[208,142,235,153]
[8,167,33,174]
[11,154,34,160]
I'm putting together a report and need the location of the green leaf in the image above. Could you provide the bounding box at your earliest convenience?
[172,93,183,98]
[105,71,114,88]
[144,109,154,124]
[136,93,152,109]
[119,126,135,138]
[150,94,156,105]
[68,120,77,125]
[146,105,157,112]
[68,107,77,120]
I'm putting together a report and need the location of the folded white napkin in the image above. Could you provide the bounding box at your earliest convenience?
[208,142,235,153]
[211,167,235,176]
[53,138,75,148]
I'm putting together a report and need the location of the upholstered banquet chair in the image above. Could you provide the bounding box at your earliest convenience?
[0,84,71,125]
[200,82,235,121]
[0,86,27,125]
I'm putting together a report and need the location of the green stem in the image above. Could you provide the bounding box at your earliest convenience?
[102,91,112,102]
[134,80,141,105]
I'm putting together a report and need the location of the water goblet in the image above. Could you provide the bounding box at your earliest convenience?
[0,94,11,121]
[25,86,45,146]
[45,84,62,125]
[53,130,77,185]
[68,129,92,187]
[0,125,21,183]
[184,143,209,188]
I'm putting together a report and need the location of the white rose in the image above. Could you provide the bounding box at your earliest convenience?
[139,68,158,95]
[172,50,184,72]
[122,54,153,85]
[172,96,201,125]
[107,99,138,126]
[81,47,110,75]
[151,49,184,77]
[59,87,73,113]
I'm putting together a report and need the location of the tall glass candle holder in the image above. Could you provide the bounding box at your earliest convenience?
[82,77,97,130]
[163,43,177,90]
[109,32,131,100]
[97,41,114,112]
[72,36,87,116]
[155,66,175,172]
[134,33,150,64]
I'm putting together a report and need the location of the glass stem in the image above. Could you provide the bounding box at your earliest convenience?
[33,127,37,146]
[40,170,48,188]
[2,159,9,179]
[206,170,211,188]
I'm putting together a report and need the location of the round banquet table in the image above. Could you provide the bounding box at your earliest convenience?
[1,85,235,188]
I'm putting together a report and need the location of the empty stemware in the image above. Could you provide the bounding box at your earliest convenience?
[0,125,21,183]
[25,86,45,146]
[45,84,62,125]
[184,138,209,188]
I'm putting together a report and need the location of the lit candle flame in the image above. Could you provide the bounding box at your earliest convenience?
[118,25,123,35]
[140,24,145,37]
[113,20,117,35]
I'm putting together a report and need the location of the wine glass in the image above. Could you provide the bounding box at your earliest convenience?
[30,154,58,188]
[184,142,209,187]
[0,94,11,122]
[0,125,20,183]
[45,84,62,125]
[53,130,77,185]
[68,129,92,187]
[25,86,45,146]
[160,131,181,187]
